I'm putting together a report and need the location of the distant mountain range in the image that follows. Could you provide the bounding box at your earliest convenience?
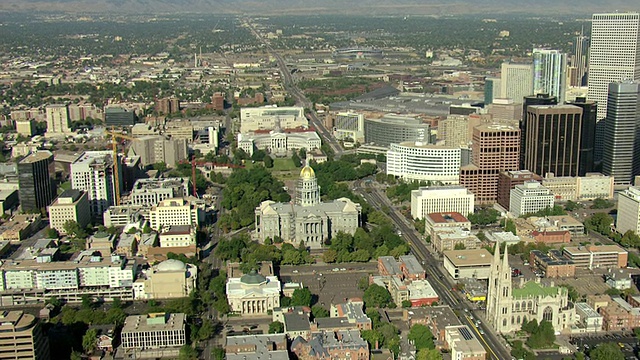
[1,0,640,15]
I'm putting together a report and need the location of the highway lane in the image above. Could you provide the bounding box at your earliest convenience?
[242,18,343,157]
[354,180,511,360]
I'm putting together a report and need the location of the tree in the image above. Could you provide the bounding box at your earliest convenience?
[153,162,167,172]
[564,200,582,212]
[358,276,370,291]
[408,324,435,350]
[179,345,198,360]
[503,219,517,235]
[64,220,88,239]
[82,328,98,353]
[269,321,284,334]
[312,305,329,319]
[351,249,371,262]
[291,151,302,167]
[323,249,338,263]
[81,294,94,309]
[591,198,614,209]
[454,243,466,250]
[526,320,555,349]
[291,288,312,307]
[45,227,59,239]
[589,342,625,360]
[585,212,613,236]
[70,351,83,360]
[416,348,443,360]
[363,284,393,308]
[264,156,274,168]
[467,208,499,225]
[402,300,412,308]
[212,347,225,360]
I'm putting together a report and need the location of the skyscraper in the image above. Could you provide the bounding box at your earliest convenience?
[71,151,122,218]
[532,49,568,104]
[18,151,55,212]
[500,63,534,103]
[602,81,640,184]
[520,94,558,169]
[588,12,640,120]
[459,124,520,205]
[572,27,590,87]
[566,97,597,175]
[523,105,584,177]
[484,77,501,105]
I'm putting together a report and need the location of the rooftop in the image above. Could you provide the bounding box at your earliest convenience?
[19,151,52,164]
[226,334,288,360]
[399,255,424,275]
[122,313,185,333]
[512,281,561,298]
[426,212,470,224]
[444,249,493,267]
[564,244,627,255]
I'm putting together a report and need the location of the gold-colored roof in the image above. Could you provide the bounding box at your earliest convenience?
[300,165,315,179]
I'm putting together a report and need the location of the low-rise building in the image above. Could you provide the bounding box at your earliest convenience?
[599,297,640,331]
[120,313,185,359]
[0,189,19,214]
[563,245,628,269]
[574,302,603,332]
[330,299,372,330]
[273,307,312,339]
[443,249,493,280]
[407,280,439,306]
[226,334,289,360]
[0,214,42,242]
[445,325,487,360]
[291,330,369,360]
[424,212,471,239]
[403,306,461,344]
[530,230,571,244]
[85,231,115,256]
[605,272,632,290]
[129,177,190,206]
[377,255,425,281]
[133,259,197,300]
[432,227,479,253]
[529,250,576,278]
[237,128,321,157]
[48,189,91,235]
[158,225,195,248]
[148,197,202,231]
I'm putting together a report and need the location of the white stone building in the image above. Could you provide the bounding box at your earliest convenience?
[509,181,554,217]
[410,186,475,220]
[148,198,202,231]
[617,186,640,235]
[226,271,281,315]
[70,151,122,218]
[47,189,91,235]
[240,106,307,133]
[237,127,321,157]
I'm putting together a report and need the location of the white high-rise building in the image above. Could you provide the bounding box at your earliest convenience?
[500,63,534,103]
[70,151,122,218]
[617,186,640,235]
[410,186,475,219]
[532,49,568,103]
[588,12,640,120]
[386,142,461,184]
[509,181,555,217]
[333,112,365,142]
[148,198,201,231]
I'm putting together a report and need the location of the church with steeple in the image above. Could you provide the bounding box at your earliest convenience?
[254,161,362,249]
[486,244,575,334]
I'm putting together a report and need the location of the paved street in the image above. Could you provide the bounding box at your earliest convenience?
[353,178,512,360]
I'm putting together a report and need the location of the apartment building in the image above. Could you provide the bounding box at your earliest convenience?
[121,313,185,356]
[47,189,91,235]
[70,151,122,218]
[509,181,555,217]
[148,198,202,231]
[445,325,487,360]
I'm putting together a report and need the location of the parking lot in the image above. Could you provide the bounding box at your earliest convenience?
[280,263,379,307]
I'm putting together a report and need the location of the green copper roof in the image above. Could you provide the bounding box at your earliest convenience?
[512,281,561,298]
[240,270,267,285]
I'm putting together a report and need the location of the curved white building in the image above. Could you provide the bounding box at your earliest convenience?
[386,142,461,184]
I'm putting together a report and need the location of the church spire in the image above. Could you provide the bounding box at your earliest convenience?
[501,244,509,271]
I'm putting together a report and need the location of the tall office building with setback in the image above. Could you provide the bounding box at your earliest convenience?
[602,81,640,184]
[588,13,640,163]
[18,151,55,212]
[566,97,597,175]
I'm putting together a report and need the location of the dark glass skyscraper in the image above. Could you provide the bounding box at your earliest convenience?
[566,97,597,175]
[18,151,55,212]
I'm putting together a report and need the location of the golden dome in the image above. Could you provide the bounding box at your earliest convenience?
[300,165,315,179]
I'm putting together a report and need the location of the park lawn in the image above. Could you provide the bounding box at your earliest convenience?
[272,158,298,171]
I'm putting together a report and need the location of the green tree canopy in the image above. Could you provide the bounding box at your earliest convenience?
[291,287,312,307]
[589,342,625,360]
[82,328,98,354]
[363,284,393,308]
[416,348,443,360]
[408,324,435,350]
[269,321,284,334]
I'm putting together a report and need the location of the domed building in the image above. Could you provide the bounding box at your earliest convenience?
[132,259,198,300]
[254,161,361,249]
[226,270,281,315]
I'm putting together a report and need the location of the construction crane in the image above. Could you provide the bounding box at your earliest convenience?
[105,129,137,206]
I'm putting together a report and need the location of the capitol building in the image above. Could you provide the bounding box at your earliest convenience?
[254,162,361,249]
